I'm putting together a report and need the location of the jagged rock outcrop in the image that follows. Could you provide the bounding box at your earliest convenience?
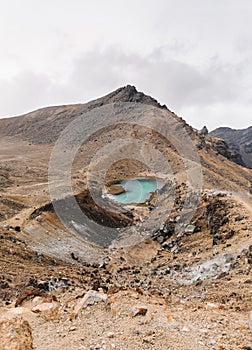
[200,126,208,135]
[210,138,246,167]
[210,126,252,169]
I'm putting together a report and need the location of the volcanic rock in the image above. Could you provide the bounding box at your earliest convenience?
[0,316,33,350]
[210,126,252,168]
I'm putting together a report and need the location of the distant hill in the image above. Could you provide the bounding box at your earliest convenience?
[210,126,252,169]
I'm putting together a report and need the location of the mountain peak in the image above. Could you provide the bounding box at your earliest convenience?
[100,85,168,110]
[0,85,169,144]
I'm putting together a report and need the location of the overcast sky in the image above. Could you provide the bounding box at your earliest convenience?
[0,0,251,130]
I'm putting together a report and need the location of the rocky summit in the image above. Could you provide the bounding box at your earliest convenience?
[0,86,251,350]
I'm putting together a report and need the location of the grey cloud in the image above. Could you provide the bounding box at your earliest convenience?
[0,71,53,117]
[0,46,251,130]
[66,47,246,109]
[67,48,127,100]
[236,36,252,53]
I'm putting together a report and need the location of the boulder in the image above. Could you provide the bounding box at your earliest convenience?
[0,307,32,321]
[71,290,107,320]
[130,305,148,317]
[0,316,33,350]
[32,302,59,320]
[184,224,196,234]
[107,185,125,195]
[35,215,42,222]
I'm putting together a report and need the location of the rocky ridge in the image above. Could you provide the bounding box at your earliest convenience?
[210,126,252,169]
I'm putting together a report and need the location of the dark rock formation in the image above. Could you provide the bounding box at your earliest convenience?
[210,138,246,167]
[200,126,208,135]
[210,126,252,168]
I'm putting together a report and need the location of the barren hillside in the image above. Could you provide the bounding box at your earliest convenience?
[0,86,251,350]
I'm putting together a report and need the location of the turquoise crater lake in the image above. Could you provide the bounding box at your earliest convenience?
[109,178,164,204]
